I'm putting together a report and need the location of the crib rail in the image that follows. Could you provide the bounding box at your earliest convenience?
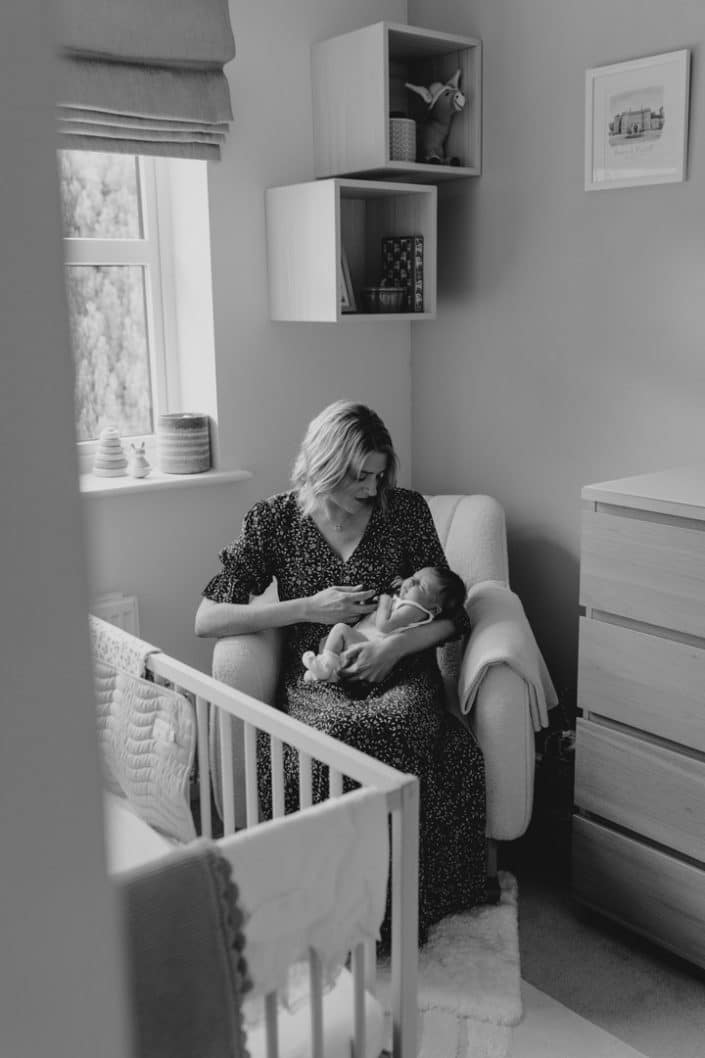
[146,651,419,1058]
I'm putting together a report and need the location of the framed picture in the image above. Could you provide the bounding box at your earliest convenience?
[339,248,356,313]
[585,49,690,191]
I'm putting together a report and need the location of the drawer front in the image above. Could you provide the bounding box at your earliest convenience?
[578,617,705,753]
[580,509,705,637]
[574,719,705,862]
[572,816,705,969]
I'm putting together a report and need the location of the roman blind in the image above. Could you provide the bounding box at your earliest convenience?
[55,0,236,160]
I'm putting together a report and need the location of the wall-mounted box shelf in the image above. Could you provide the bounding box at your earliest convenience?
[312,22,482,182]
[265,178,437,322]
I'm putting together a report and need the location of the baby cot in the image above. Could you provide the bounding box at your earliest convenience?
[94,619,419,1058]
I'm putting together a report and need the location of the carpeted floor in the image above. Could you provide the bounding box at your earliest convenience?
[505,798,705,1058]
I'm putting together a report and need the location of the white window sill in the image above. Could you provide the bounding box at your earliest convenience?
[80,467,252,497]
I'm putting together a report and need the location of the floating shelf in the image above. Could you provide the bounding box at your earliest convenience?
[265,178,437,323]
[312,21,482,182]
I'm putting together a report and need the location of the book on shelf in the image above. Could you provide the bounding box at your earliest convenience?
[381,234,424,313]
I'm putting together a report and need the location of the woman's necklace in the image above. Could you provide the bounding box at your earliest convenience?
[323,503,359,533]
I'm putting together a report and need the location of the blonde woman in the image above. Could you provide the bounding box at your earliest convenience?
[196,400,487,944]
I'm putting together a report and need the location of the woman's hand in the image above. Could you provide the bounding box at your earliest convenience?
[304,584,377,625]
[339,636,402,684]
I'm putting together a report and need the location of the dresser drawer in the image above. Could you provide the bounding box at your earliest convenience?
[580,508,705,637]
[572,816,705,969]
[574,719,705,862]
[578,617,705,753]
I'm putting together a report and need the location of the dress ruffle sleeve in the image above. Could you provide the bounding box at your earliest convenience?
[404,492,471,641]
[202,500,277,604]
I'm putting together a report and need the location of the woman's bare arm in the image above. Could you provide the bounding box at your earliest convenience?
[194,596,306,638]
[341,616,456,683]
[195,584,378,639]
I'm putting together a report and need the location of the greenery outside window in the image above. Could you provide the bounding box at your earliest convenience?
[59,151,178,470]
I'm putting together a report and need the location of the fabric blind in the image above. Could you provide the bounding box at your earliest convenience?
[55,0,236,160]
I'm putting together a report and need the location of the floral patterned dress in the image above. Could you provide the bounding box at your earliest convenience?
[202,487,487,943]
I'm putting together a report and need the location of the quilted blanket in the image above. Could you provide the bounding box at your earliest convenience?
[91,617,197,844]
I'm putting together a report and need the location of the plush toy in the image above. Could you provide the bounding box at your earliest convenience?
[405,68,466,165]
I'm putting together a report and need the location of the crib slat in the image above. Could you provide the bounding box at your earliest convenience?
[218,708,236,835]
[363,939,376,995]
[195,696,212,839]
[328,767,343,798]
[391,782,419,1058]
[352,942,366,1058]
[244,721,259,828]
[299,751,312,810]
[309,949,324,1058]
[271,735,285,818]
[264,991,279,1058]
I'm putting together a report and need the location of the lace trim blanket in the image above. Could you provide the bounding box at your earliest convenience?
[117,838,251,1058]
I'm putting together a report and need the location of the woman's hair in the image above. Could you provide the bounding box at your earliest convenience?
[292,400,398,515]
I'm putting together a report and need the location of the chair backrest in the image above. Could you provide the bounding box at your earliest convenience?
[424,494,509,590]
[424,495,510,711]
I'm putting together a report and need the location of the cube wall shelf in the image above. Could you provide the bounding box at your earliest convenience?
[312,21,482,182]
[265,178,437,323]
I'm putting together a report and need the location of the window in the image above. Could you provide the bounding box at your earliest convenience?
[59,151,178,460]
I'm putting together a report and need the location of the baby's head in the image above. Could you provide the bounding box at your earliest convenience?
[395,566,466,618]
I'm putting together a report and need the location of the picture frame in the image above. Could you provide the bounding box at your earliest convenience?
[339,247,356,313]
[585,49,690,191]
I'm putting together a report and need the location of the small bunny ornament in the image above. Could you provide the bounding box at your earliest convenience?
[129,442,152,478]
[405,68,466,165]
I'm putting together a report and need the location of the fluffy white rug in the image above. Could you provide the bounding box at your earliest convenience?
[378,871,521,1058]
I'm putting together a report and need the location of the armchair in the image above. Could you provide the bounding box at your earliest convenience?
[210,495,536,876]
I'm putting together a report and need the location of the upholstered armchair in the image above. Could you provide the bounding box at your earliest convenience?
[210,495,536,876]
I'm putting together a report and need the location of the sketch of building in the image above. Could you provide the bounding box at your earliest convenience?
[609,105,665,138]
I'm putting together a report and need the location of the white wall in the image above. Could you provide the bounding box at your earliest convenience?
[83,0,412,672]
[1,3,130,1055]
[409,0,705,712]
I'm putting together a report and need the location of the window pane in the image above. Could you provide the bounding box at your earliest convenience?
[66,265,154,442]
[59,151,143,239]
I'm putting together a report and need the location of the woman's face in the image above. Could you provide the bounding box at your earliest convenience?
[329,451,387,515]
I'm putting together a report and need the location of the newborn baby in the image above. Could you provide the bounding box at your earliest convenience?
[302,565,466,683]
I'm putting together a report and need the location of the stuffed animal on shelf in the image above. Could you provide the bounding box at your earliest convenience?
[405,68,466,165]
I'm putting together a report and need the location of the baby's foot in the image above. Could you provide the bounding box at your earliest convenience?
[302,649,340,683]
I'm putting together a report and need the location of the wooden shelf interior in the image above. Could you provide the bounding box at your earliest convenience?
[388,25,482,172]
[340,181,436,317]
[265,179,436,321]
[312,21,481,179]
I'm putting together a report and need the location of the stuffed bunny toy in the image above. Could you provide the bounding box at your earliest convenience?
[405,68,465,164]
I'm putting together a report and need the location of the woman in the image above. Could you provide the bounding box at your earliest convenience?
[195,400,487,942]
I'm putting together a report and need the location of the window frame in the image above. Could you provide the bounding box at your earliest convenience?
[62,154,179,472]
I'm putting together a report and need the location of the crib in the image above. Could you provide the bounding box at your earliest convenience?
[95,624,419,1058]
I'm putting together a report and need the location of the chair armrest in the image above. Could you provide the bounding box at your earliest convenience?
[212,628,283,706]
[209,629,283,825]
[469,665,535,841]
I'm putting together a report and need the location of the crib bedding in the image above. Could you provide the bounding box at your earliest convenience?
[215,788,389,999]
[92,616,197,844]
[106,801,388,1058]
[103,791,174,873]
[244,967,385,1058]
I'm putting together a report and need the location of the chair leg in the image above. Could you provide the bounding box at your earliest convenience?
[487,837,498,877]
[485,838,501,904]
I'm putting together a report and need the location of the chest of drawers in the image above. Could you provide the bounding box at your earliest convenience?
[573,466,705,969]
